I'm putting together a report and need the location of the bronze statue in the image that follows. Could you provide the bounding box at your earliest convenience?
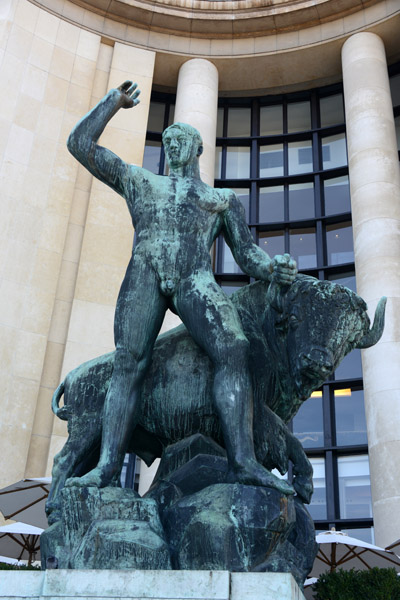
[65,80,297,494]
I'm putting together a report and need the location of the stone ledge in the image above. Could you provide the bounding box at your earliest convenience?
[0,570,305,600]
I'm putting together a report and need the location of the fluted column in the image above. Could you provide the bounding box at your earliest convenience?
[174,58,219,187]
[342,32,400,547]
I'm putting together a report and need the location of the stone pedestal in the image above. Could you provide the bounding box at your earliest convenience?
[0,570,305,600]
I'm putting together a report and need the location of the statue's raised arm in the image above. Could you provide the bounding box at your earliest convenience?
[67,80,140,197]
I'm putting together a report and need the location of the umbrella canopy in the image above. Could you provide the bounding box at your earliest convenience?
[312,530,400,577]
[0,478,50,529]
[0,522,43,565]
[386,539,400,558]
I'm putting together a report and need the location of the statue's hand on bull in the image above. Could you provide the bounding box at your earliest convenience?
[270,253,297,287]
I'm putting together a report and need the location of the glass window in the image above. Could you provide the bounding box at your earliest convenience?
[226,147,250,179]
[326,222,354,265]
[288,140,313,175]
[324,175,351,216]
[292,395,324,448]
[335,389,367,446]
[289,228,317,269]
[222,240,243,274]
[147,102,165,132]
[167,104,175,127]
[216,107,224,137]
[260,104,283,136]
[289,182,315,220]
[322,133,348,169]
[221,281,247,296]
[231,188,250,222]
[227,107,251,138]
[395,115,400,152]
[335,349,362,380]
[288,101,311,132]
[338,455,372,519]
[258,231,285,258]
[390,73,400,108]
[215,147,222,178]
[320,94,345,127]
[260,144,284,177]
[143,141,162,173]
[259,186,284,223]
[328,271,356,293]
[308,457,327,520]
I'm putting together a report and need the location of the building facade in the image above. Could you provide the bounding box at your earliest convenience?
[0,0,399,548]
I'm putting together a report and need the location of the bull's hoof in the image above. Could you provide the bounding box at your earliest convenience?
[228,462,295,496]
[66,468,108,489]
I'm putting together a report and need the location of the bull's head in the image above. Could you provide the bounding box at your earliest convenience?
[266,274,386,421]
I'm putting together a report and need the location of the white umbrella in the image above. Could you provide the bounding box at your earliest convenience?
[0,522,43,565]
[0,478,50,529]
[312,530,400,576]
[386,539,400,558]
[0,554,23,565]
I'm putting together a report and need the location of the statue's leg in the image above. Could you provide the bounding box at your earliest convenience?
[66,262,168,488]
[174,275,294,495]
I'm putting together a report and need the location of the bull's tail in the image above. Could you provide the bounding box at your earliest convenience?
[52,382,69,421]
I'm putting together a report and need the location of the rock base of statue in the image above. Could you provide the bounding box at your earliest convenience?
[0,570,306,600]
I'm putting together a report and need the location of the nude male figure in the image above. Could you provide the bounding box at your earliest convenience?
[66,81,297,495]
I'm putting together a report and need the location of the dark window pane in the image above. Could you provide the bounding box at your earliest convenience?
[147,102,165,132]
[221,281,247,296]
[143,141,161,173]
[390,73,400,107]
[326,222,354,265]
[292,394,324,448]
[217,107,224,137]
[288,140,313,175]
[226,147,250,179]
[289,182,315,220]
[288,100,311,132]
[260,105,283,135]
[258,230,285,258]
[231,188,250,222]
[328,271,356,293]
[227,107,251,138]
[338,455,372,519]
[395,115,400,152]
[324,175,351,216]
[289,228,317,269]
[322,133,347,169]
[308,458,327,520]
[335,389,367,446]
[320,93,345,127]
[222,240,243,274]
[259,186,284,223]
[260,144,284,177]
[167,104,175,127]
[215,147,222,178]
[335,348,362,380]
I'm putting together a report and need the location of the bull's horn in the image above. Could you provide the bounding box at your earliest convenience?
[356,297,387,349]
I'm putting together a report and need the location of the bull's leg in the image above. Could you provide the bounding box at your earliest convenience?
[287,432,314,504]
[174,275,295,496]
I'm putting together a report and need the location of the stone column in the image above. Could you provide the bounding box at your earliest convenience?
[342,32,400,547]
[174,58,219,187]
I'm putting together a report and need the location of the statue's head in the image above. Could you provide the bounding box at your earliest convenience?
[162,123,203,169]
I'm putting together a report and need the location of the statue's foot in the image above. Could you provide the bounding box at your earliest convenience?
[228,461,295,496]
[65,467,111,489]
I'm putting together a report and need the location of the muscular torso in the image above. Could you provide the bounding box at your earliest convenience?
[125,168,230,293]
